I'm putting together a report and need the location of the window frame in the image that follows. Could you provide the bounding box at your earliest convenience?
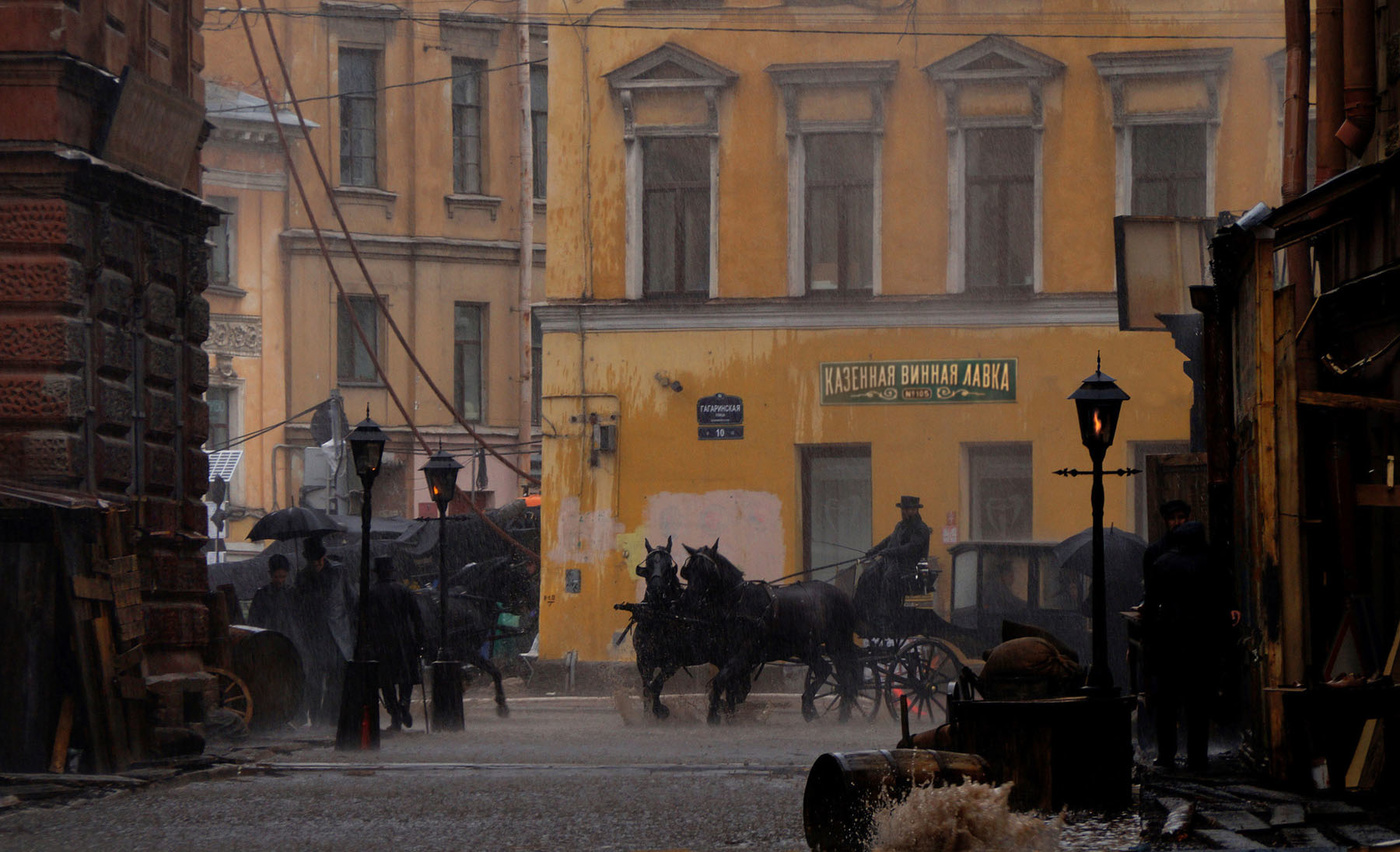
[531,64,548,201]
[960,123,1038,293]
[802,132,876,295]
[641,134,713,299]
[768,61,896,298]
[207,196,237,291]
[452,57,487,196]
[924,37,1064,296]
[453,302,487,423]
[964,442,1034,542]
[338,47,381,189]
[336,295,382,385]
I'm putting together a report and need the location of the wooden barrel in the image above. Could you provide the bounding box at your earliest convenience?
[228,625,305,729]
[803,749,989,852]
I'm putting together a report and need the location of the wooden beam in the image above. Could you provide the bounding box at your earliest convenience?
[1356,484,1400,507]
[1299,389,1400,416]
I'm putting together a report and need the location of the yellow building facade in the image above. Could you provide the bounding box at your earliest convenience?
[537,1,1284,660]
[200,0,548,537]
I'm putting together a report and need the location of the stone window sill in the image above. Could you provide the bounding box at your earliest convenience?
[206,283,247,299]
[333,185,398,219]
[446,193,503,220]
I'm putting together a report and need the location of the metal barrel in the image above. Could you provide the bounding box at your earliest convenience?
[228,625,305,729]
[802,749,989,852]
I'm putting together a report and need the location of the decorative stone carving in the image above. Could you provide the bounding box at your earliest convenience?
[206,314,262,358]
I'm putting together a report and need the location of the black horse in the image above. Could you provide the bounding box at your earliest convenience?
[680,541,862,723]
[416,554,537,718]
[623,537,751,720]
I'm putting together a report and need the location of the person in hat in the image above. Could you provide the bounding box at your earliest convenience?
[296,535,355,726]
[366,556,425,731]
[866,496,933,586]
[247,554,302,647]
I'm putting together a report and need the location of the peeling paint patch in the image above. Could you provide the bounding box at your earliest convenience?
[644,491,785,580]
[548,495,625,565]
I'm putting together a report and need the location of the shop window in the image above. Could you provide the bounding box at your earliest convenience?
[452,58,486,195]
[455,303,485,421]
[967,443,1032,540]
[802,446,872,582]
[339,48,380,188]
[643,136,710,298]
[337,296,380,384]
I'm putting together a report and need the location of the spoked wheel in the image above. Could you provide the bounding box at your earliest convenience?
[208,666,254,725]
[882,638,960,726]
[805,661,885,722]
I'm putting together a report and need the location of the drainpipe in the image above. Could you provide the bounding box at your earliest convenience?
[1337,0,1376,156]
[1284,0,1315,391]
[1316,0,1346,184]
[516,0,536,499]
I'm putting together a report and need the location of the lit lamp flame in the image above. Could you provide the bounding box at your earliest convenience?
[1092,409,1103,437]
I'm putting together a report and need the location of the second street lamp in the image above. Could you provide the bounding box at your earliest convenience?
[336,410,388,751]
[1056,356,1136,697]
[422,447,465,731]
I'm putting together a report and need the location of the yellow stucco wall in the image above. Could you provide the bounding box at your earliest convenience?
[538,0,1282,659]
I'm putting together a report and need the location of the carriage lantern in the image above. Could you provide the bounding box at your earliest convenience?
[422,447,465,731]
[338,408,386,751]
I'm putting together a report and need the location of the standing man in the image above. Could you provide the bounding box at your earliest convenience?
[1141,511,1238,771]
[366,556,425,731]
[247,554,302,647]
[297,536,355,726]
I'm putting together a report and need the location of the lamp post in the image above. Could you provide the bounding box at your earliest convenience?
[336,410,387,751]
[1055,356,1136,697]
[422,447,464,731]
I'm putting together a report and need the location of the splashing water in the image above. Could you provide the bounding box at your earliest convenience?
[871,782,1061,852]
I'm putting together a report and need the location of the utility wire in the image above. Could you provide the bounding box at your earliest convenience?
[209,400,327,451]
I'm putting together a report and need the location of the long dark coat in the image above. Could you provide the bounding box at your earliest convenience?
[1142,521,1233,671]
[869,515,933,574]
[367,578,426,687]
[247,583,302,647]
[296,560,356,673]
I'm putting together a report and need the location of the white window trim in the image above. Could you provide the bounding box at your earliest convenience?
[925,36,1064,296]
[607,44,737,300]
[768,62,896,297]
[1091,49,1231,217]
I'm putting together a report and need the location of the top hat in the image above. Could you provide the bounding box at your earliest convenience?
[896,495,923,510]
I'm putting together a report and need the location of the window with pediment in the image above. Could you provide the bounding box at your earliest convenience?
[607,44,736,300]
[1091,49,1231,217]
[925,36,1063,295]
[769,62,895,297]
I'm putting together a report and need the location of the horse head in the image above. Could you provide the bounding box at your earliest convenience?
[638,537,682,606]
[681,541,744,603]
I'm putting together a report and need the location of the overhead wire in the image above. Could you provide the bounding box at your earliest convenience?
[239,5,540,562]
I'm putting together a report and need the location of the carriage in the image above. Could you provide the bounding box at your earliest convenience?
[804,539,1091,724]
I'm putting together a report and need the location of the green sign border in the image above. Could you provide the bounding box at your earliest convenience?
[820,358,1018,405]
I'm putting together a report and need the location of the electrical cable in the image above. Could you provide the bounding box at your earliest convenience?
[209,399,328,451]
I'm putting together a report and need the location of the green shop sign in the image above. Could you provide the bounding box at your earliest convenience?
[820,358,1017,405]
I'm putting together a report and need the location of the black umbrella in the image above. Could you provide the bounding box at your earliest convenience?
[247,506,345,541]
[1052,526,1147,576]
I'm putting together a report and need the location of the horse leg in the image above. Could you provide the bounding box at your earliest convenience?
[466,647,510,718]
[803,654,832,722]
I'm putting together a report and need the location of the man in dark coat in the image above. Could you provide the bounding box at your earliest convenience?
[867,495,933,581]
[366,556,425,730]
[247,554,301,647]
[297,535,356,726]
[1141,519,1235,771]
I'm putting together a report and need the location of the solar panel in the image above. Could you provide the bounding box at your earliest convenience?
[207,449,243,481]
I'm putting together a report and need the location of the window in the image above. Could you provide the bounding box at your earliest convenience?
[452,59,485,195]
[454,303,485,421]
[205,386,232,451]
[965,128,1035,290]
[207,197,236,289]
[925,37,1063,295]
[1131,124,1207,217]
[337,296,380,384]
[339,49,379,188]
[643,137,710,297]
[531,65,548,200]
[802,446,871,582]
[967,443,1032,540]
[805,134,874,294]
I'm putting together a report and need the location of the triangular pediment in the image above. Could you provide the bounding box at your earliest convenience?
[923,35,1065,82]
[607,44,738,91]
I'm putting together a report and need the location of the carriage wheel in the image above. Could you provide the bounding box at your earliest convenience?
[208,666,254,725]
[806,661,884,722]
[882,638,959,726]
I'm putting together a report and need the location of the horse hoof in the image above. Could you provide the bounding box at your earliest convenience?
[496,703,510,718]
[655,705,670,720]
[802,704,818,723]
[707,713,722,726]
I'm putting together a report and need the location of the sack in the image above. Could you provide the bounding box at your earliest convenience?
[979,637,1085,700]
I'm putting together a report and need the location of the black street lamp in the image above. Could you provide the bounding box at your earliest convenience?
[422,447,464,731]
[336,410,388,751]
[1056,356,1136,697]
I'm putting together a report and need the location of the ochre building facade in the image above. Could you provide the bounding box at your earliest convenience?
[536,0,1284,660]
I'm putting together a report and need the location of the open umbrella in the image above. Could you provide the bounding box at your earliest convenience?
[247,506,345,541]
[1052,526,1147,577]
